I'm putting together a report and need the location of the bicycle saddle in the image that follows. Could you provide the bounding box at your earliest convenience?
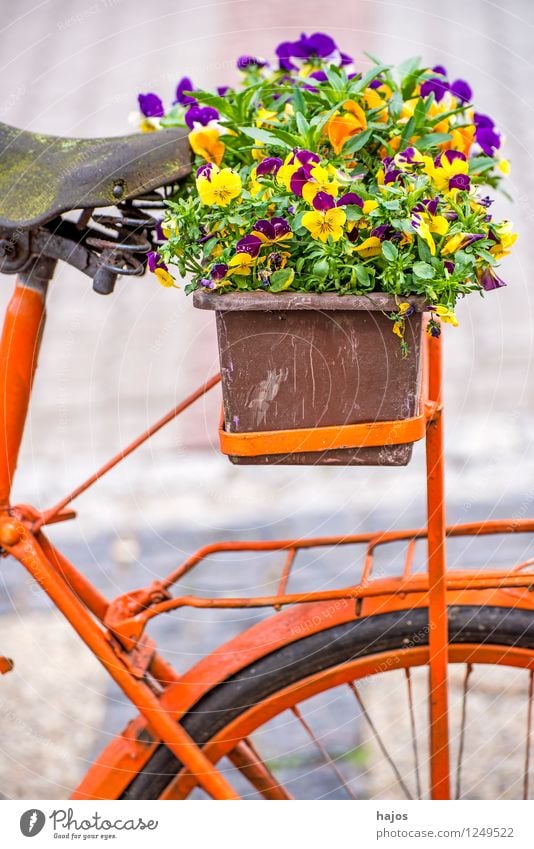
[0,121,191,230]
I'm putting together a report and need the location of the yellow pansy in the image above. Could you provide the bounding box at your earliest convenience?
[255,107,278,127]
[276,155,300,190]
[227,253,255,275]
[154,268,178,288]
[302,207,346,243]
[423,153,468,193]
[363,199,379,214]
[196,168,242,206]
[490,221,517,259]
[353,236,382,258]
[441,232,467,255]
[412,214,437,256]
[189,128,225,166]
[433,305,459,326]
[497,158,511,175]
[302,165,340,205]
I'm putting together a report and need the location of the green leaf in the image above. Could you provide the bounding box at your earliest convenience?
[413,261,435,279]
[202,236,218,258]
[296,111,310,137]
[342,127,374,155]
[398,55,422,80]
[269,268,295,292]
[237,126,293,149]
[416,132,452,150]
[382,241,398,261]
[354,264,371,286]
[193,91,236,119]
[348,63,390,95]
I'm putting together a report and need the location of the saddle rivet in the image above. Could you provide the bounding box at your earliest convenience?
[0,521,22,547]
[112,182,125,199]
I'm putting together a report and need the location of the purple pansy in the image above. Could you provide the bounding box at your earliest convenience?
[444,261,455,274]
[462,233,485,248]
[256,157,283,177]
[411,197,440,216]
[437,149,466,166]
[217,85,230,97]
[138,93,164,118]
[474,113,501,156]
[147,251,167,272]
[155,220,166,242]
[235,235,262,257]
[432,65,447,76]
[290,166,311,196]
[174,77,196,106]
[294,148,321,167]
[340,52,354,66]
[237,55,269,71]
[450,78,472,103]
[276,32,338,70]
[371,224,395,241]
[309,70,328,82]
[479,267,506,290]
[337,192,364,208]
[420,77,449,102]
[211,263,229,281]
[449,173,471,191]
[312,192,336,211]
[252,218,292,241]
[185,105,219,129]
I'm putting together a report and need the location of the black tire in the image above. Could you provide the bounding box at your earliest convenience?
[123,605,534,799]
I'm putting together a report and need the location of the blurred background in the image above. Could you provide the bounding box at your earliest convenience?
[0,0,533,799]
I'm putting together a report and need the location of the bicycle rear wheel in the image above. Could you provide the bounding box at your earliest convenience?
[123,605,534,800]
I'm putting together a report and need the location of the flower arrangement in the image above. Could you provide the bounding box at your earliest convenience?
[136,32,516,344]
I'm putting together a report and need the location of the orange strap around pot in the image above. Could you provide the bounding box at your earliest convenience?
[219,401,439,457]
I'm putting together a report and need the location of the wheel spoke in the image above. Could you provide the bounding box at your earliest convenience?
[290,705,358,799]
[228,739,293,800]
[405,668,422,799]
[455,663,473,800]
[524,670,534,800]
[348,681,413,800]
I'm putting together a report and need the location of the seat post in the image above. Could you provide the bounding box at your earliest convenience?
[0,256,56,509]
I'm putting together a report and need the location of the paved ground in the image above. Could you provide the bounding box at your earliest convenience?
[0,0,534,799]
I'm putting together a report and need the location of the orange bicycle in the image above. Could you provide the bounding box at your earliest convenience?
[0,119,532,801]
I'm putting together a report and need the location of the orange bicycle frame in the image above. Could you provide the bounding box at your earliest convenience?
[0,266,532,801]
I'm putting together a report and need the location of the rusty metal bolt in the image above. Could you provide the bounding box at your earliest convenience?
[0,521,23,547]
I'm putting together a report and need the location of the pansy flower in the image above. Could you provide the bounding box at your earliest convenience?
[174,77,196,106]
[147,251,178,288]
[302,193,346,242]
[237,55,269,71]
[228,253,256,275]
[185,105,220,129]
[276,32,338,71]
[474,113,501,156]
[412,211,449,256]
[189,128,225,166]
[251,218,293,246]
[138,93,164,118]
[327,100,367,155]
[196,167,242,205]
[477,266,507,291]
[489,221,517,259]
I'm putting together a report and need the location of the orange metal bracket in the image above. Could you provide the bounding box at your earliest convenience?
[219,400,440,457]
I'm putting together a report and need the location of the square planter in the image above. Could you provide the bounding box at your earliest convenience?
[193,290,426,466]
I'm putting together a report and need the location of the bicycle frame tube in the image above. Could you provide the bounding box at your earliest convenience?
[0,266,53,508]
[425,330,450,799]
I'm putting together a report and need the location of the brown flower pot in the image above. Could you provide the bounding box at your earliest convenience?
[193,290,426,466]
